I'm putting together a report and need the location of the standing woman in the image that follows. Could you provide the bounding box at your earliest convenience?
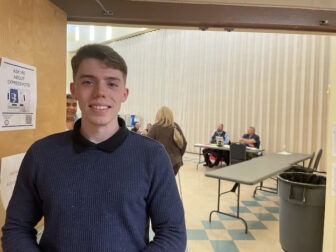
[148,106,187,175]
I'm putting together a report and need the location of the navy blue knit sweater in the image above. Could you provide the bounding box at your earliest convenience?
[2,119,186,251]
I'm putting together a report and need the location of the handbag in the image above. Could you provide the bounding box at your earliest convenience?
[173,125,184,150]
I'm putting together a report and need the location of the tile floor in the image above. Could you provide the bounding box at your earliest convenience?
[178,153,284,252]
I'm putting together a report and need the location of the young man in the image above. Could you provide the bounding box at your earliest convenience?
[2,44,186,251]
[239,126,260,148]
[66,93,78,130]
[203,124,230,167]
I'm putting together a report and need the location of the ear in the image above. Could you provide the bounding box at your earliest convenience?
[70,82,77,99]
[121,88,129,103]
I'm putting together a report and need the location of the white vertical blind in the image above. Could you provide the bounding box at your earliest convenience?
[110,30,330,170]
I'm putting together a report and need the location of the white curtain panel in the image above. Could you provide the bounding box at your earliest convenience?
[110,30,330,170]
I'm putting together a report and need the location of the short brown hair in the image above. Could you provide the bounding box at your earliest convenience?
[71,44,127,80]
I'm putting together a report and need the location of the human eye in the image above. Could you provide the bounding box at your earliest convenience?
[107,82,118,88]
[81,79,94,86]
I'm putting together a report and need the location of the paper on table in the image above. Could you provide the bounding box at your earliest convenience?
[277,151,292,155]
[247,147,257,150]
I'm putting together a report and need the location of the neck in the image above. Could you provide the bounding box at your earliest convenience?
[66,120,75,130]
[80,118,120,144]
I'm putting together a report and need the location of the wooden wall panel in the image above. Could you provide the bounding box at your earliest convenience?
[0,0,67,157]
[50,0,336,33]
[132,0,336,10]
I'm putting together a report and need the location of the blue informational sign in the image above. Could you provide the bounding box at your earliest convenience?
[130,115,136,126]
[10,89,19,103]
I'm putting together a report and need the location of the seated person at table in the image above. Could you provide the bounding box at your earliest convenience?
[141,123,152,136]
[131,122,140,133]
[239,126,261,159]
[203,124,230,167]
[239,126,260,148]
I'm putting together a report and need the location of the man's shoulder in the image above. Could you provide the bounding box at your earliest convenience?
[127,131,164,149]
[125,132,169,162]
[32,131,72,150]
[253,134,260,140]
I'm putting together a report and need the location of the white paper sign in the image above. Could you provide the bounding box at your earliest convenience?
[0,58,36,131]
[0,153,25,209]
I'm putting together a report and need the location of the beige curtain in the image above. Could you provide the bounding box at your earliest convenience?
[110,30,329,170]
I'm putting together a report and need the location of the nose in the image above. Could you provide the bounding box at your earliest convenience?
[93,81,107,98]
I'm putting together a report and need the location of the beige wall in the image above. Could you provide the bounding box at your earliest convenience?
[0,0,67,158]
[110,29,329,170]
[323,36,336,252]
[0,0,67,239]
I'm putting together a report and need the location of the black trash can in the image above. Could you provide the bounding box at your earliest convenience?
[277,172,326,252]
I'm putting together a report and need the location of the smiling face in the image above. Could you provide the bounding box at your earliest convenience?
[66,97,77,121]
[70,58,129,131]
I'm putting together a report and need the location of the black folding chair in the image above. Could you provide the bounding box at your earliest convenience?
[230,143,246,165]
[287,149,322,173]
[228,143,246,192]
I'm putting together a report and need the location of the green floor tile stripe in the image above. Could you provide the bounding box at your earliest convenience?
[242,200,261,206]
[187,229,209,240]
[246,221,268,230]
[211,240,239,252]
[228,230,255,240]
[202,220,225,230]
[254,213,277,221]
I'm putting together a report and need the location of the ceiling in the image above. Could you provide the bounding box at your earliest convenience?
[67,24,150,52]
[50,0,336,32]
[131,0,336,11]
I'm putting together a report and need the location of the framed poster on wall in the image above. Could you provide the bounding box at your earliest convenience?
[0,57,37,131]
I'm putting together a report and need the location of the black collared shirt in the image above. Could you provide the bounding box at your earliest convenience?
[72,117,129,153]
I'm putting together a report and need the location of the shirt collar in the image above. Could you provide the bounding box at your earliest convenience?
[72,117,129,153]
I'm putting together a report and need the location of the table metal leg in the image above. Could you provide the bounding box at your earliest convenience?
[196,147,205,169]
[253,179,278,197]
[209,179,221,222]
[209,180,248,233]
